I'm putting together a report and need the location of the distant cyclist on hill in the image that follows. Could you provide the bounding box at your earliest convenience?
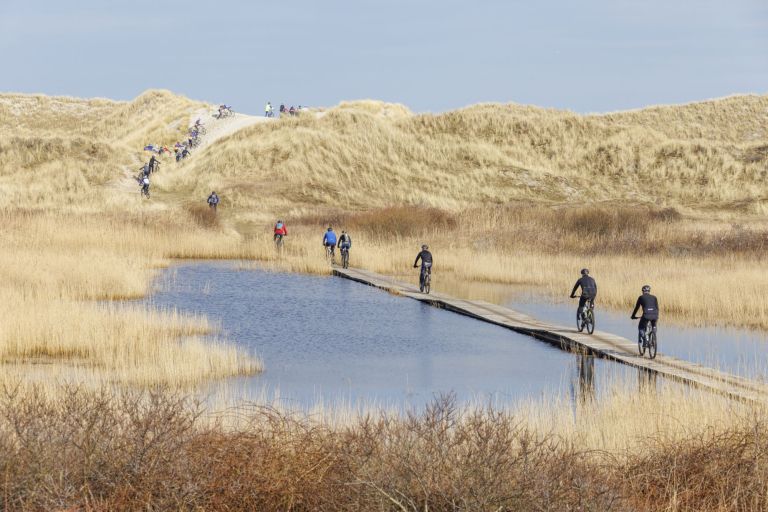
[631,285,659,338]
[207,191,219,210]
[570,268,598,315]
[323,227,337,259]
[140,175,150,197]
[413,244,433,290]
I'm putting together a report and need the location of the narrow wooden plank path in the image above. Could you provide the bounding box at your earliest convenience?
[334,267,768,403]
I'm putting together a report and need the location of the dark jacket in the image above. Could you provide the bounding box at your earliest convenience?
[632,294,659,320]
[414,250,433,267]
[571,275,597,298]
[207,193,219,205]
[337,233,352,248]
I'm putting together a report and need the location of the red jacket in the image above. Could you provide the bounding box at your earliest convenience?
[274,223,287,235]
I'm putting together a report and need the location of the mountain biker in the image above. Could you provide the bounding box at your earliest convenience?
[631,285,659,342]
[337,230,352,251]
[323,227,337,258]
[413,244,433,289]
[207,191,219,210]
[570,268,598,317]
[274,220,288,240]
[141,176,150,196]
[148,155,158,174]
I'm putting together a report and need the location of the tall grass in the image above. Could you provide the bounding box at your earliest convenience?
[0,384,766,511]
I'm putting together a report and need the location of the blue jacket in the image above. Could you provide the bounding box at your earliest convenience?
[323,231,337,245]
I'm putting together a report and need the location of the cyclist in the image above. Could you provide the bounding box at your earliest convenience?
[140,175,150,197]
[322,227,337,259]
[631,285,659,345]
[274,219,288,241]
[413,244,433,290]
[337,230,352,255]
[570,268,597,319]
[148,155,158,174]
[207,191,219,210]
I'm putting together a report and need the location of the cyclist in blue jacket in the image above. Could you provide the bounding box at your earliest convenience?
[322,227,337,259]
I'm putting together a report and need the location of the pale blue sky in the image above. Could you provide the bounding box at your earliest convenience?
[1,0,766,113]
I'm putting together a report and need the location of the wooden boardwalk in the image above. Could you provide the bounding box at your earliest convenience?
[334,267,768,403]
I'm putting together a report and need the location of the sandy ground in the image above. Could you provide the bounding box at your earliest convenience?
[188,107,269,151]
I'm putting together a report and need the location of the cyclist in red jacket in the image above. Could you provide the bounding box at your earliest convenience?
[273,220,288,241]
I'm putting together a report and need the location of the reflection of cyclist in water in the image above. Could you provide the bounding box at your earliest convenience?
[413,244,433,289]
[631,285,659,337]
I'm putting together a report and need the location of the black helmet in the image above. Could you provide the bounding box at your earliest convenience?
[327,226,333,231]
[642,285,651,293]
[581,268,589,275]
[421,244,429,250]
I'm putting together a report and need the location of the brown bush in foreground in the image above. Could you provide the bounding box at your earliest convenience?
[2,387,768,511]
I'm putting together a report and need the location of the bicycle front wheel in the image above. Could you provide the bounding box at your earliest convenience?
[648,332,657,359]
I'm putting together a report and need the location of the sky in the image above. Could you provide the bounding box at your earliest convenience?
[0,0,766,114]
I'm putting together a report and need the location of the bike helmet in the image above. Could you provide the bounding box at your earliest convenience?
[581,268,589,275]
[277,219,282,224]
[421,244,429,250]
[642,285,651,293]
[327,226,333,231]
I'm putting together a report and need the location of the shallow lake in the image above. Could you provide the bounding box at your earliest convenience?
[144,262,644,408]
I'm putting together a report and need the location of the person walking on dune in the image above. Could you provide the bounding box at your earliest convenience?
[265,102,273,118]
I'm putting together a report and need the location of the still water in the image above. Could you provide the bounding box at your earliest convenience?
[144,263,638,408]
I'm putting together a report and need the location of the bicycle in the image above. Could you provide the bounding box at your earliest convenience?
[325,244,335,264]
[340,245,350,269]
[634,319,658,359]
[575,296,595,334]
[275,234,284,253]
[141,184,150,199]
[419,263,432,294]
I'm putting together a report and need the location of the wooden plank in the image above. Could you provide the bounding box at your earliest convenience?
[333,267,768,403]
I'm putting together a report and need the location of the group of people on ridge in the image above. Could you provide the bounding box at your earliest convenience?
[265,102,305,118]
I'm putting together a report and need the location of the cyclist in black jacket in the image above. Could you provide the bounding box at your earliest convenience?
[631,285,659,336]
[570,268,597,315]
[413,245,433,290]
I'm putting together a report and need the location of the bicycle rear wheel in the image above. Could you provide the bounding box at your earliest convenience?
[424,272,431,294]
[648,332,657,359]
[342,251,349,268]
[638,332,646,356]
[576,310,584,332]
[586,309,595,334]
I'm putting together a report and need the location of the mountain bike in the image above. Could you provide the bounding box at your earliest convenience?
[636,320,658,359]
[419,263,432,294]
[141,184,150,198]
[325,244,335,264]
[575,297,595,334]
[340,246,350,269]
[274,234,284,253]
